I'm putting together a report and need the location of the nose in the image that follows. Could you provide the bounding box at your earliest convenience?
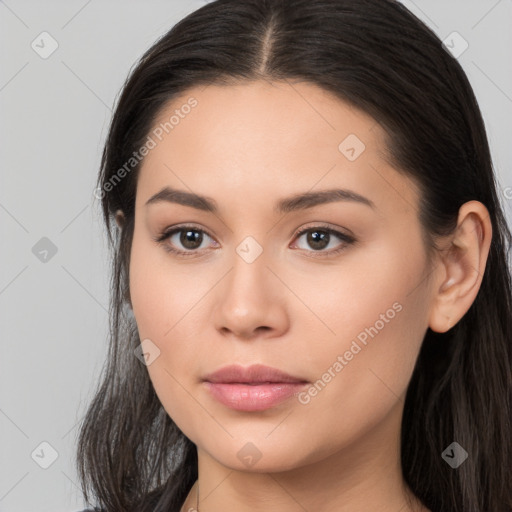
[213,247,289,341]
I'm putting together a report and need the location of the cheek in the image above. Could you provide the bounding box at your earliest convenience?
[129,229,202,341]
[289,230,428,355]
[129,231,211,433]
[294,234,430,436]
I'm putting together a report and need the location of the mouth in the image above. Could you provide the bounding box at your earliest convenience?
[202,364,309,411]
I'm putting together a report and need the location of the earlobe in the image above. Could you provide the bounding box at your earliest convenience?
[428,201,492,333]
[115,209,125,228]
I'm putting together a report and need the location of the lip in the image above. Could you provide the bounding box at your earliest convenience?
[202,364,309,411]
[203,363,307,384]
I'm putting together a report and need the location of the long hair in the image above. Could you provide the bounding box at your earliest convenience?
[76,1,512,510]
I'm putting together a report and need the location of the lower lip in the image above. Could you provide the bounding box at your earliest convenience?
[203,382,308,411]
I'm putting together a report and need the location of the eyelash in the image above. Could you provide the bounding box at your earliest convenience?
[152,223,356,258]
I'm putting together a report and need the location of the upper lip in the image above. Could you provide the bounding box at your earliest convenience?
[203,364,308,384]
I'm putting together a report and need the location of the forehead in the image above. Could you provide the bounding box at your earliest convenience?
[149,79,383,154]
[135,80,419,217]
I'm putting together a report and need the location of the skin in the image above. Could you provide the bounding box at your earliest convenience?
[117,80,492,512]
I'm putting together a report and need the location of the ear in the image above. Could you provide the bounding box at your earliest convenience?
[428,200,492,333]
[115,209,125,229]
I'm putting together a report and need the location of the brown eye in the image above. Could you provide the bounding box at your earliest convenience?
[154,225,217,256]
[178,229,204,250]
[304,229,330,250]
[292,225,356,256]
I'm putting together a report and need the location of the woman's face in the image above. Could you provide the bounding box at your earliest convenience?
[129,80,436,473]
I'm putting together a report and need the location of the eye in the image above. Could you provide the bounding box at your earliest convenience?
[153,223,356,258]
[153,224,218,256]
[291,224,356,257]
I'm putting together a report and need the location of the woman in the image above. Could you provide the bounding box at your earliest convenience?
[76,0,512,511]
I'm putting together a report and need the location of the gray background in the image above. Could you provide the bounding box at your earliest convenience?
[1,1,511,511]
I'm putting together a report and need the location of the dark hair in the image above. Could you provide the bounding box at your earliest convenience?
[76,0,512,511]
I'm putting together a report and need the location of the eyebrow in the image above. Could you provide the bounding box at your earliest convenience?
[145,186,375,214]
